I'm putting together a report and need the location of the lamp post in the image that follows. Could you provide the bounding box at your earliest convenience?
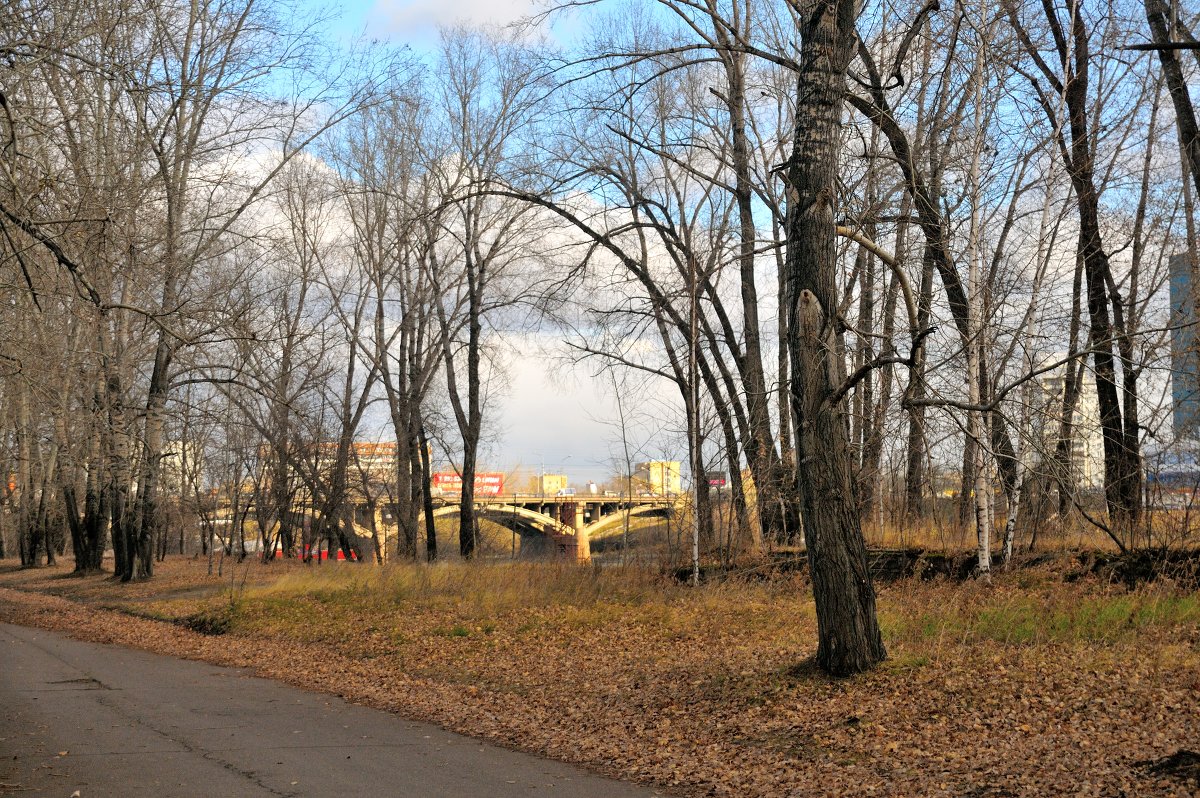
[559,455,573,495]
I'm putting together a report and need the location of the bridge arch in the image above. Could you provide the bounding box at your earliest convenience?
[422,503,572,536]
[581,503,673,539]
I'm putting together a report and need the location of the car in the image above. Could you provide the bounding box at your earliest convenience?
[556,488,576,496]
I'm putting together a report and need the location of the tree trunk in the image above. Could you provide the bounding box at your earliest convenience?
[107,367,134,580]
[133,337,171,579]
[721,39,796,547]
[16,377,35,567]
[457,293,482,559]
[81,396,108,576]
[1054,259,1086,518]
[905,247,935,520]
[419,421,438,561]
[783,0,886,676]
[1145,0,1200,198]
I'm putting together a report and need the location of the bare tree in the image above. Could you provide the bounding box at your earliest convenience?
[430,28,549,558]
[332,91,445,561]
[1005,0,1147,540]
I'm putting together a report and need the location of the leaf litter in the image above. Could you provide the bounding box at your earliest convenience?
[0,557,1197,797]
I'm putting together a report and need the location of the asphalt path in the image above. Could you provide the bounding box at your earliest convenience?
[0,623,662,797]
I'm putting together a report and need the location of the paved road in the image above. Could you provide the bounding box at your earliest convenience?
[0,624,661,797]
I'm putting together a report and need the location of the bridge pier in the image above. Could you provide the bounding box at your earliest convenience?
[575,503,591,562]
[552,502,590,562]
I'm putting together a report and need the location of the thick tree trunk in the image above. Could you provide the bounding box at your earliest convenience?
[723,43,796,547]
[783,0,886,676]
[107,367,134,580]
[458,342,482,560]
[59,420,89,573]
[392,405,419,559]
[380,302,421,560]
[133,338,171,580]
[1145,0,1200,198]
[451,259,484,559]
[905,248,935,519]
[81,405,108,573]
[403,411,424,559]
[16,379,35,567]
[419,421,438,561]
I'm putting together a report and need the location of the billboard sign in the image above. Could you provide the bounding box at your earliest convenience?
[432,472,505,495]
[705,473,727,488]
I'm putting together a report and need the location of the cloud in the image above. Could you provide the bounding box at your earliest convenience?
[369,0,540,42]
[493,333,684,486]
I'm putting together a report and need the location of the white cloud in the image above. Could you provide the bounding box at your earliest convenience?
[492,332,684,487]
[369,0,539,42]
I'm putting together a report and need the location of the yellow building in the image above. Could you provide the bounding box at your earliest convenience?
[636,461,681,495]
[530,473,569,495]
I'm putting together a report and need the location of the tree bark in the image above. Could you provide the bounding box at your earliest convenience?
[419,421,438,561]
[784,0,886,676]
[1145,0,1200,198]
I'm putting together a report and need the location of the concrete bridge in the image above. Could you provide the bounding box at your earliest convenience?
[421,494,678,560]
[242,495,676,562]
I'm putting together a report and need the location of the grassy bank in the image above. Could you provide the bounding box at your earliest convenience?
[0,556,1197,796]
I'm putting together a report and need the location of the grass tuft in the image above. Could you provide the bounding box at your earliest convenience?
[880,583,1200,647]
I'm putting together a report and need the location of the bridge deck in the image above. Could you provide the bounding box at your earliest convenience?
[431,494,677,506]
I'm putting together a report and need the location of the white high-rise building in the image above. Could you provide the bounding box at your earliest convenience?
[1036,357,1105,490]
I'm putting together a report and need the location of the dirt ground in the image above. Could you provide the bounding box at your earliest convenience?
[0,555,1197,797]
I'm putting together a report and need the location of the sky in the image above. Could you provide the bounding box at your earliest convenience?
[318,0,547,49]
[485,339,686,486]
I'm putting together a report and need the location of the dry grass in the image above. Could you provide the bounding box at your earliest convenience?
[854,502,1200,552]
[0,555,1198,796]
[858,514,1129,551]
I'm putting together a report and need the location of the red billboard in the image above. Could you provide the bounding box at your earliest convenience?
[432,472,505,495]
